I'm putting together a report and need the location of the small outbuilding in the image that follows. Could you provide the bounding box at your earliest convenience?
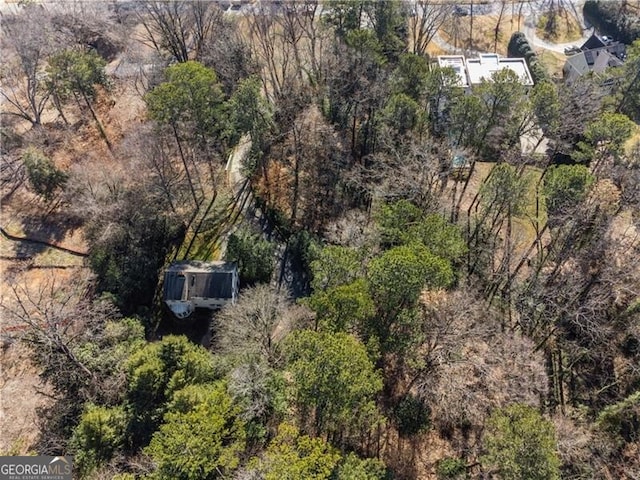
[163,261,239,319]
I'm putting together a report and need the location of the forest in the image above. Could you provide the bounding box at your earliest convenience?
[0,1,639,479]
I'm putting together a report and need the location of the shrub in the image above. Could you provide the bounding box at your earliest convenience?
[506,32,550,84]
[394,393,431,436]
[436,457,467,479]
[22,148,68,201]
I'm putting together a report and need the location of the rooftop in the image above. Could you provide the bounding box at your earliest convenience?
[437,55,469,87]
[465,54,534,86]
[163,261,238,301]
[437,53,534,88]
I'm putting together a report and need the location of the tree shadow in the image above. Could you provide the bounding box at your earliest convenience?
[3,195,86,260]
[155,307,214,349]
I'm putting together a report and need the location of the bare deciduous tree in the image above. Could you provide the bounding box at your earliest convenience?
[409,0,451,56]
[0,6,59,126]
[214,284,310,367]
[138,0,223,63]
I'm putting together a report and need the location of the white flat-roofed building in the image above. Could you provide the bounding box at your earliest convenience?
[465,54,534,87]
[437,55,469,88]
[437,53,534,90]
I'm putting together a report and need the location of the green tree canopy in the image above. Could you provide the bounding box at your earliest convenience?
[46,49,107,100]
[368,243,454,314]
[576,112,636,164]
[145,60,225,144]
[46,49,112,149]
[284,330,383,443]
[70,404,128,478]
[333,453,388,480]
[145,381,246,480]
[21,148,68,201]
[255,422,341,480]
[543,164,595,219]
[391,53,430,100]
[376,200,467,261]
[530,81,560,136]
[381,93,424,137]
[225,226,275,286]
[309,245,364,292]
[480,163,530,217]
[226,75,273,148]
[125,335,218,447]
[305,278,375,333]
[482,404,561,480]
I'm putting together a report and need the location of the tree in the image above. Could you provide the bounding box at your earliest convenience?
[376,200,467,262]
[70,405,128,478]
[84,185,184,313]
[146,61,225,146]
[22,148,68,202]
[145,382,246,480]
[309,245,364,292]
[225,227,275,286]
[139,0,223,63]
[323,1,367,40]
[543,165,595,220]
[368,243,454,314]
[47,49,112,150]
[333,453,387,480]
[253,423,341,480]
[226,75,273,151]
[615,39,640,122]
[214,284,303,366]
[482,404,561,480]
[575,112,635,173]
[530,81,560,138]
[0,5,59,126]
[0,273,146,453]
[145,60,227,213]
[305,279,375,333]
[284,330,383,444]
[381,93,423,139]
[125,335,218,448]
[391,53,430,101]
[409,0,451,56]
[366,0,408,63]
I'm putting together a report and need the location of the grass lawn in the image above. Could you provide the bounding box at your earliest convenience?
[536,49,567,78]
[463,162,546,259]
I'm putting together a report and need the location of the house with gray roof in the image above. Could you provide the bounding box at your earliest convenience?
[163,261,239,319]
[563,33,626,83]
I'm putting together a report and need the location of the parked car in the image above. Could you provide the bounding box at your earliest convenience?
[453,6,470,16]
[564,46,581,56]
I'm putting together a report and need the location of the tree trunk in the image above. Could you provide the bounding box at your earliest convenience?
[81,90,112,152]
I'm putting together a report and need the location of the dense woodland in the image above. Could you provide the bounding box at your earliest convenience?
[1,1,639,479]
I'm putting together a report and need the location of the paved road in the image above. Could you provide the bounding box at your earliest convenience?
[430,0,593,55]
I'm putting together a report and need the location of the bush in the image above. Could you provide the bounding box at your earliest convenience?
[482,404,561,480]
[70,404,128,478]
[436,457,467,479]
[22,148,68,201]
[597,391,640,444]
[507,32,550,84]
[394,393,431,436]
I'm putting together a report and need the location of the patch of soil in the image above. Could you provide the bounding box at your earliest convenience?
[0,343,51,454]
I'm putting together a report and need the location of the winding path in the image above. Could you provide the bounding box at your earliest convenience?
[431,1,595,56]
